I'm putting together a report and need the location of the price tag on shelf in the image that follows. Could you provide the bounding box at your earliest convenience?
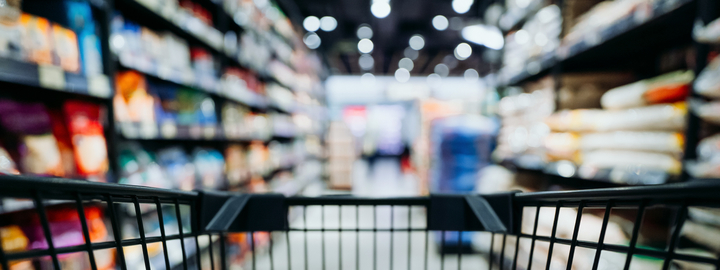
[203,126,217,139]
[139,122,159,139]
[189,125,202,139]
[160,121,178,139]
[88,74,111,97]
[38,64,66,90]
[120,122,139,139]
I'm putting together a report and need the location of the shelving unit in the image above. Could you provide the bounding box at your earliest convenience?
[495,0,717,187]
[0,0,326,211]
[499,0,695,87]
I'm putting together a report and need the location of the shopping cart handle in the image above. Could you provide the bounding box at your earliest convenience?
[204,194,251,231]
[428,193,516,233]
[199,191,287,232]
[465,195,507,232]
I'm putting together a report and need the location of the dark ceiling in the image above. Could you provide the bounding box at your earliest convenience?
[276,0,502,76]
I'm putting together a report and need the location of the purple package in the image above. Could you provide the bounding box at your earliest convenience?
[0,99,53,135]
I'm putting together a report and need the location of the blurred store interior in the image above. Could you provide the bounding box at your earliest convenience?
[1,0,720,269]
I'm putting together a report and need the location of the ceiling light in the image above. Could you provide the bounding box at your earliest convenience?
[303,32,321,49]
[434,64,449,77]
[464,69,479,82]
[452,0,473,14]
[461,24,504,50]
[403,47,419,60]
[398,58,414,71]
[303,16,320,32]
[454,43,472,60]
[371,2,391,18]
[395,68,410,82]
[358,38,374,53]
[409,35,425,50]
[359,54,374,70]
[357,25,373,39]
[320,16,337,31]
[432,15,449,31]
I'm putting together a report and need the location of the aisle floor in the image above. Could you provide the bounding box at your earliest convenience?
[246,158,490,270]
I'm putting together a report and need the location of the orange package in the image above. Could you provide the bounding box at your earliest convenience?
[20,13,53,65]
[51,24,80,72]
[114,71,156,123]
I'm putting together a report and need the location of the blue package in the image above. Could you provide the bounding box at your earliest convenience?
[65,0,104,76]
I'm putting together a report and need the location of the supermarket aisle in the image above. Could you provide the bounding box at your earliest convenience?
[247,158,490,270]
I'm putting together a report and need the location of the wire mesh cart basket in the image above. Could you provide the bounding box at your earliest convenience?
[1,175,719,270]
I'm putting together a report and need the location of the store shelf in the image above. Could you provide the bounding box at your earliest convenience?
[500,159,629,189]
[0,58,112,99]
[116,60,269,110]
[117,122,271,142]
[502,55,556,86]
[114,0,283,88]
[500,0,695,87]
[115,0,223,55]
[559,0,695,71]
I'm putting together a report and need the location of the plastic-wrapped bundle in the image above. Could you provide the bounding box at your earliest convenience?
[580,149,681,174]
[600,70,693,110]
[543,132,580,161]
[687,134,720,178]
[579,131,684,154]
[546,102,686,132]
[694,17,720,44]
[595,102,687,131]
[690,98,720,125]
[544,109,605,132]
[695,55,720,98]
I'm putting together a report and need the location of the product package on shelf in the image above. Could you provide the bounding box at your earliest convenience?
[0,100,66,178]
[0,0,23,60]
[114,70,220,139]
[561,0,650,49]
[132,0,223,50]
[238,30,272,72]
[694,16,720,44]
[118,142,173,189]
[542,71,692,183]
[270,113,296,138]
[20,0,105,76]
[63,100,109,181]
[220,67,268,108]
[114,70,158,138]
[493,80,555,168]
[500,4,561,80]
[111,14,197,86]
[266,83,295,112]
[225,144,250,187]
[0,99,109,181]
[191,47,219,91]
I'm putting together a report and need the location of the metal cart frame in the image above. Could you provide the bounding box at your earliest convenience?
[1,175,719,270]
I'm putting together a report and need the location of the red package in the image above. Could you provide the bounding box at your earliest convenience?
[50,110,77,177]
[63,101,108,178]
[644,83,690,105]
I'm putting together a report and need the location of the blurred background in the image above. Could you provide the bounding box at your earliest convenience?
[1,0,720,268]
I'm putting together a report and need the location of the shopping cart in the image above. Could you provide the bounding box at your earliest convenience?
[1,175,719,270]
